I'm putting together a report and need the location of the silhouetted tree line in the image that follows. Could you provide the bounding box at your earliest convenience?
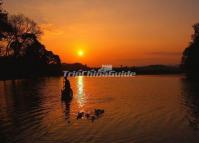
[62,63,90,71]
[182,23,199,79]
[0,1,61,79]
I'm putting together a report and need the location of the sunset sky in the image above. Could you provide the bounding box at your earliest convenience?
[4,0,199,66]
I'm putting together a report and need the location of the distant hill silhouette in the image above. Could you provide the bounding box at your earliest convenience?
[62,64,181,75]
[114,65,182,75]
[62,63,90,71]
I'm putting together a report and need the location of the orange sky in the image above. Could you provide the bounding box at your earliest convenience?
[5,0,199,66]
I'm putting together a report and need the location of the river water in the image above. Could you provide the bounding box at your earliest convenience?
[0,75,199,143]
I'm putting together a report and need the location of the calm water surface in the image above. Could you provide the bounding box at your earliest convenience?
[0,76,199,143]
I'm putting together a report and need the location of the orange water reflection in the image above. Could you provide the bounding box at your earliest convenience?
[1,76,199,143]
[76,76,86,109]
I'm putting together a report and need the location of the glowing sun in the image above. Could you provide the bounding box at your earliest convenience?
[77,50,84,57]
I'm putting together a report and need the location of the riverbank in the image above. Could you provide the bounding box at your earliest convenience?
[0,62,183,80]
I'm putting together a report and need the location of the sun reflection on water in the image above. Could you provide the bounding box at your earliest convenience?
[76,76,86,109]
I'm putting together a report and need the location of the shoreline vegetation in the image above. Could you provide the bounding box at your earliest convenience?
[0,2,62,80]
[62,63,182,75]
[0,62,182,80]
[0,63,182,80]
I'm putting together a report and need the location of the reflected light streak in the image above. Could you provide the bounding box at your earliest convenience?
[76,76,86,108]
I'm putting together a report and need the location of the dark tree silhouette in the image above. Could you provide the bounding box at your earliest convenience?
[0,2,12,35]
[5,14,43,56]
[181,23,199,78]
[0,2,13,55]
[0,2,62,79]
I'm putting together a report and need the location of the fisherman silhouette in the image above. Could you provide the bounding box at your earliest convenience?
[61,76,73,100]
[64,76,71,89]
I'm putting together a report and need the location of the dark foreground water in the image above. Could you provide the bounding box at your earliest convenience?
[0,76,199,143]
